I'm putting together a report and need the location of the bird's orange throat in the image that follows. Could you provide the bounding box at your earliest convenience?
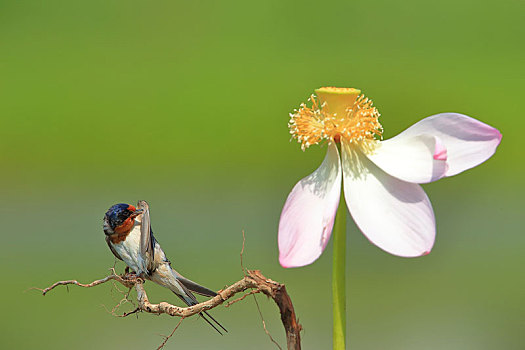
[108,218,134,244]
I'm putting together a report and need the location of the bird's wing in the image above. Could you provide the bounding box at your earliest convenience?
[105,236,123,261]
[137,200,156,274]
[174,271,218,297]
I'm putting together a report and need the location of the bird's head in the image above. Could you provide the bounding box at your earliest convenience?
[103,203,143,236]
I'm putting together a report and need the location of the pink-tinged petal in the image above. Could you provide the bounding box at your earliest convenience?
[367,134,448,183]
[342,142,435,257]
[433,137,447,160]
[279,143,342,268]
[395,113,502,176]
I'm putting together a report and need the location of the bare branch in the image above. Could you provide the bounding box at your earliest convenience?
[38,270,302,350]
[34,273,135,295]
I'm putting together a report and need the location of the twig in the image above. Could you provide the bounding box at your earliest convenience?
[121,307,140,318]
[157,317,185,350]
[114,288,133,313]
[225,289,259,307]
[240,230,247,277]
[253,294,283,350]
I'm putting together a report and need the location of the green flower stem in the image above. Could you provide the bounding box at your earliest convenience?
[332,191,347,350]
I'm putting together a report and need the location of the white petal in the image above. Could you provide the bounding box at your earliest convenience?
[342,142,435,257]
[395,113,502,176]
[367,134,448,183]
[278,143,342,268]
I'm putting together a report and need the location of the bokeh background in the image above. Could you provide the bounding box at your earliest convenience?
[1,0,523,349]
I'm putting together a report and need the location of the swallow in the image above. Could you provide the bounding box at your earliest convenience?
[103,200,227,335]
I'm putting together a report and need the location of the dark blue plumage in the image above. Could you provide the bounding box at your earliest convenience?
[104,203,135,234]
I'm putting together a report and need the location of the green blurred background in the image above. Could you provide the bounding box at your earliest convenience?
[1,0,523,349]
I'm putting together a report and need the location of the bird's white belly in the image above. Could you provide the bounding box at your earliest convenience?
[112,224,147,274]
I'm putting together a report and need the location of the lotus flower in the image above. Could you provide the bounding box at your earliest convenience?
[278,87,501,268]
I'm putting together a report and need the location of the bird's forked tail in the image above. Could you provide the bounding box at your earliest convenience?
[173,291,227,335]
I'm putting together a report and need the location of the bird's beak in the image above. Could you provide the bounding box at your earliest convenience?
[131,208,144,218]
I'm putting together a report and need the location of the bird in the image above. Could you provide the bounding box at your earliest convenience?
[103,200,227,335]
